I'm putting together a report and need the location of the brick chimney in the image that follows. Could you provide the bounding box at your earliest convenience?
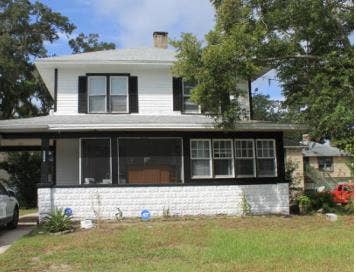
[153,31,168,49]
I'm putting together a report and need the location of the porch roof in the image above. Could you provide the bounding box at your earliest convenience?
[0,114,302,133]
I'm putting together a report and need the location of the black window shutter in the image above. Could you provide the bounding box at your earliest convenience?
[129,76,138,113]
[173,77,182,111]
[78,76,88,113]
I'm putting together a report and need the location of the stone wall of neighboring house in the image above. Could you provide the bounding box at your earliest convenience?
[308,156,352,180]
[284,148,304,190]
[38,183,289,220]
[0,153,9,182]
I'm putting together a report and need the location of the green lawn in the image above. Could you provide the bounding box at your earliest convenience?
[19,208,37,217]
[0,215,353,272]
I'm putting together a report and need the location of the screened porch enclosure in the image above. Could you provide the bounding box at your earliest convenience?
[118,138,183,184]
[80,138,183,185]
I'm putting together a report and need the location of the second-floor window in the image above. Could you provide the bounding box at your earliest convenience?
[88,76,106,113]
[183,82,200,113]
[88,76,129,113]
[110,76,128,112]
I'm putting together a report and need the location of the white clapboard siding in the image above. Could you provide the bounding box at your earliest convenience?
[55,66,250,116]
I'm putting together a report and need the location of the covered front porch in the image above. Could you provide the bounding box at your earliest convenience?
[0,130,287,187]
[0,115,299,218]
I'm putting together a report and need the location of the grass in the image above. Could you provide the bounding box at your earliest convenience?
[19,208,37,217]
[0,215,353,272]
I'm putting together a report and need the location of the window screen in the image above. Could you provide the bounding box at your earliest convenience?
[118,138,182,184]
[81,138,111,184]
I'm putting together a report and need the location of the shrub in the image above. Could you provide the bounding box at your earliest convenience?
[43,209,73,233]
[297,195,311,214]
[307,191,336,211]
[344,199,354,215]
[305,191,353,214]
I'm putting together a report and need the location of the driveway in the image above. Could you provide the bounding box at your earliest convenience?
[0,213,37,254]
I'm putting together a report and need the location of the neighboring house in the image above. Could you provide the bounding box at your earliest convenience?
[285,135,353,191]
[303,139,352,189]
[0,32,298,220]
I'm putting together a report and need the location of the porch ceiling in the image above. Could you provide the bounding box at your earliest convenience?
[0,114,304,134]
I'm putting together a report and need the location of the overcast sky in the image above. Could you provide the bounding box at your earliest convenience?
[41,0,283,99]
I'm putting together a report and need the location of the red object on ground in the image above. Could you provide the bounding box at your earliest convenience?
[330,183,354,204]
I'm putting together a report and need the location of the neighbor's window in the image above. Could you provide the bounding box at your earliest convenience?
[318,157,333,172]
[110,76,128,112]
[183,82,200,113]
[190,139,211,177]
[256,139,277,177]
[88,76,106,113]
[235,139,255,177]
[213,139,234,177]
[81,138,111,184]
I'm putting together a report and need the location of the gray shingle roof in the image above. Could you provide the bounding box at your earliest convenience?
[37,48,176,64]
[303,141,350,157]
[0,114,301,133]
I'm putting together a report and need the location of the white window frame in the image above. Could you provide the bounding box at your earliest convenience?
[235,139,256,178]
[190,139,212,179]
[255,139,277,177]
[318,156,333,172]
[183,81,201,114]
[212,139,234,178]
[110,76,129,113]
[87,76,107,113]
[79,138,112,185]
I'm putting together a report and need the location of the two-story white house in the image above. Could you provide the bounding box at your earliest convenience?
[0,32,297,219]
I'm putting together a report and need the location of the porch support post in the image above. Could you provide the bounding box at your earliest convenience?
[40,138,50,184]
[111,136,118,184]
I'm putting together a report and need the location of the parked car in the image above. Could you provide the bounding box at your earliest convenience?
[330,183,354,205]
[0,182,19,229]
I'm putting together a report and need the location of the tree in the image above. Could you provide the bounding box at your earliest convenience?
[0,152,41,207]
[252,90,286,122]
[0,0,75,207]
[172,0,353,152]
[69,33,116,54]
[0,0,75,119]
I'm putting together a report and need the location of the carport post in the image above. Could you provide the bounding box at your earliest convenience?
[40,138,50,184]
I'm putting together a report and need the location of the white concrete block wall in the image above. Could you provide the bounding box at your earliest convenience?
[38,184,289,220]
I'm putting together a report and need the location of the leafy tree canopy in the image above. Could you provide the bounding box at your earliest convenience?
[69,32,116,54]
[172,0,353,152]
[252,89,285,123]
[0,152,41,207]
[0,0,75,119]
